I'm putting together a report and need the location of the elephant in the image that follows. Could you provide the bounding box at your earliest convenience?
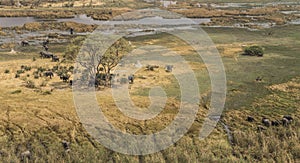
[52,55,60,62]
[246,116,255,122]
[44,71,54,79]
[282,115,293,126]
[128,75,134,84]
[60,74,70,82]
[262,117,271,127]
[40,51,53,58]
[271,120,280,126]
[21,40,29,46]
[165,65,173,72]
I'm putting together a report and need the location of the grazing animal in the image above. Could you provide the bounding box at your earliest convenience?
[165,65,173,72]
[21,40,29,46]
[62,140,70,150]
[40,51,53,58]
[39,51,45,58]
[42,39,49,46]
[282,118,289,126]
[283,115,293,121]
[282,115,293,126]
[271,120,280,126]
[256,76,263,82]
[70,28,74,35]
[20,150,31,161]
[44,71,54,79]
[60,74,70,82]
[43,44,49,51]
[69,80,73,86]
[262,117,271,127]
[282,117,291,126]
[246,116,255,122]
[52,55,59,62]
[128,75,134,84]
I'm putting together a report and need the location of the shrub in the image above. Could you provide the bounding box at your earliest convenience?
[25,80,35,88]
[69,66,74,72]
[42,90,52,95]
[32,57,36,61]
[17,70,25,74]
[11,90,22,94]
[20,65,31,71]
[37,67,46,73]
[24,66,31,71]
[52,66,59,72]
[15,74,20,78]
[34,74,39,79]
[4,69,9,73]
[244,46,264,57]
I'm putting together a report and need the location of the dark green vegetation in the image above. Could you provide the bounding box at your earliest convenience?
[243,45,264,56]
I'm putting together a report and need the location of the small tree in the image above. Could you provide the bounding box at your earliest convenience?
[244,45,264,57]
[64,36,85,61]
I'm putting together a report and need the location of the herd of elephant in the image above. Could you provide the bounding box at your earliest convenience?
[246,115,294,131]
[43,70,71,85]
[21,40,60,62]
[21,39,72,84]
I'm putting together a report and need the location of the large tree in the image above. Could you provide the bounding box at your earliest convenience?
[100,38,131,86]
[77,35,131,87]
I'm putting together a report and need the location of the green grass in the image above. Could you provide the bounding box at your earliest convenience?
[0,23,299,162]
[127,24,300,162]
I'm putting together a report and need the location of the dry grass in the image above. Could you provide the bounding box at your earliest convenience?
[0,23,299,162]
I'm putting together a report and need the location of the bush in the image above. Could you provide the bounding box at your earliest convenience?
[16,70,25,74]
[34,74,39,79]
[244,46,264,57]
[4,69,9,73]
[42,90,52,95]
[20,65,31,71]
[25,80,35,88]
[69,66,74,72]
[32,57,36,61]
[52,66,59,72]
[15,74,20,78]
[24,66,31,71]
[37,67,46,73]
[11,90,22,94]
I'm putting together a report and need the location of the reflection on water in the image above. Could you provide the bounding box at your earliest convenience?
[211,2,300,9]
[160,0,176,8]
[0,17,36,28]
[0,29,88,45]
[290,19,300,24]
[0,12,211,45]
[0,14,211,28]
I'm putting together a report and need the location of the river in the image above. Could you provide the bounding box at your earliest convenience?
[0,14,211,28]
